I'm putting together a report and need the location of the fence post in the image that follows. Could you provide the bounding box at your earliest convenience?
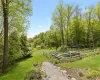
[69,53,72,62]
[79,53,82,59]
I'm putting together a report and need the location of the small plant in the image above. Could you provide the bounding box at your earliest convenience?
[53,59,59,64]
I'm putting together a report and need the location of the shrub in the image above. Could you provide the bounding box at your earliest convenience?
[58,45,68,52]
[86,70,100,79]
[40,43,45,49]
[36,45,41,50]
[20,34,32,58]
[53,59,59,64]
[8,31,22,65]
[25,69,42,80]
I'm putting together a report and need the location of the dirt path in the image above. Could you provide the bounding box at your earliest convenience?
[42,62,69,80]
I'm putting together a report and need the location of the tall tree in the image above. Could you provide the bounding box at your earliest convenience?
[52,1,65,47]
[1,0,32,73]
[84,6,95,48]
[64,5,73,47]
[1,0,9,74]
[71,5,81,48]
[96,2,100,23]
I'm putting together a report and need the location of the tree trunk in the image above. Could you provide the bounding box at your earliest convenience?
[66,6,70,49]
[1,0,9,74]
[91,26,95,49]
[61,28,64,46]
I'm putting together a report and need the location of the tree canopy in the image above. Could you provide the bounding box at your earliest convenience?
[31,1,100,51]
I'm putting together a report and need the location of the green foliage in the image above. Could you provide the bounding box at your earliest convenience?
[0,0,32,72]
[25,69,42,80]
[20,34,32,57]
[0,35,3,55]
[8,0,32,33]
[87,70,100,79]
[31,1,100,50]
[8,31,21,64]
[53,59,60,64]
[40,43,45,49]
[8,32,32,65]
[36,45,41,50]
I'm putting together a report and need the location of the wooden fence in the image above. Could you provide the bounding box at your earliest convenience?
[43,49,100,62]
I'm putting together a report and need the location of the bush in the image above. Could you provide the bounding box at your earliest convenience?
[25,69,42,80]
[53,59,59,64]
[22,48,32,58]
[33,48,38,52]
[36,45,41,50]
[40,43,45,49]
[20,34,32,58]
[86,70,100,79]
[8,31,22,65]
[58,45,68,52]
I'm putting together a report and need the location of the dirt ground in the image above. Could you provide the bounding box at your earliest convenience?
[65,68,100,80]
[42,62,100,80]
[65,68,88,80]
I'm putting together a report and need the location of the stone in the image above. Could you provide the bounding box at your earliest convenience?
[71,78,76,80]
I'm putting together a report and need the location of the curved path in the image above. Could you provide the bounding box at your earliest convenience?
[42,62,69,80]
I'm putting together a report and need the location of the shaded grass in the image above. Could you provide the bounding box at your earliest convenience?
[58,55,100,69]
[0,49,52,80]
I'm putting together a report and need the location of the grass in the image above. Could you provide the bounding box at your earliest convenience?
[0,49,53,80]
[1,48,100,79]
[58,55,100,69]
[57,51,100,79]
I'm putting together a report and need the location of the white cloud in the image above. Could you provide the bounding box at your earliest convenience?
[38,25,43,28]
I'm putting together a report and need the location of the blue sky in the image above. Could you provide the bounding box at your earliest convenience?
[27,0,99,38]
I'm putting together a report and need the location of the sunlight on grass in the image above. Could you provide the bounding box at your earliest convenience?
[58,55,100,69]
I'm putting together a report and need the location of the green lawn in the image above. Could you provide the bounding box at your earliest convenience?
[0,49,52,80]
[58,55,100,69]
[1,49,100,80]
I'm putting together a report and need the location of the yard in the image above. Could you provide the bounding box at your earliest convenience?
[58,55,100,69]
[1,49,100,80]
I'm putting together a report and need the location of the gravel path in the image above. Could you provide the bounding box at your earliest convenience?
[42,62,69,80]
